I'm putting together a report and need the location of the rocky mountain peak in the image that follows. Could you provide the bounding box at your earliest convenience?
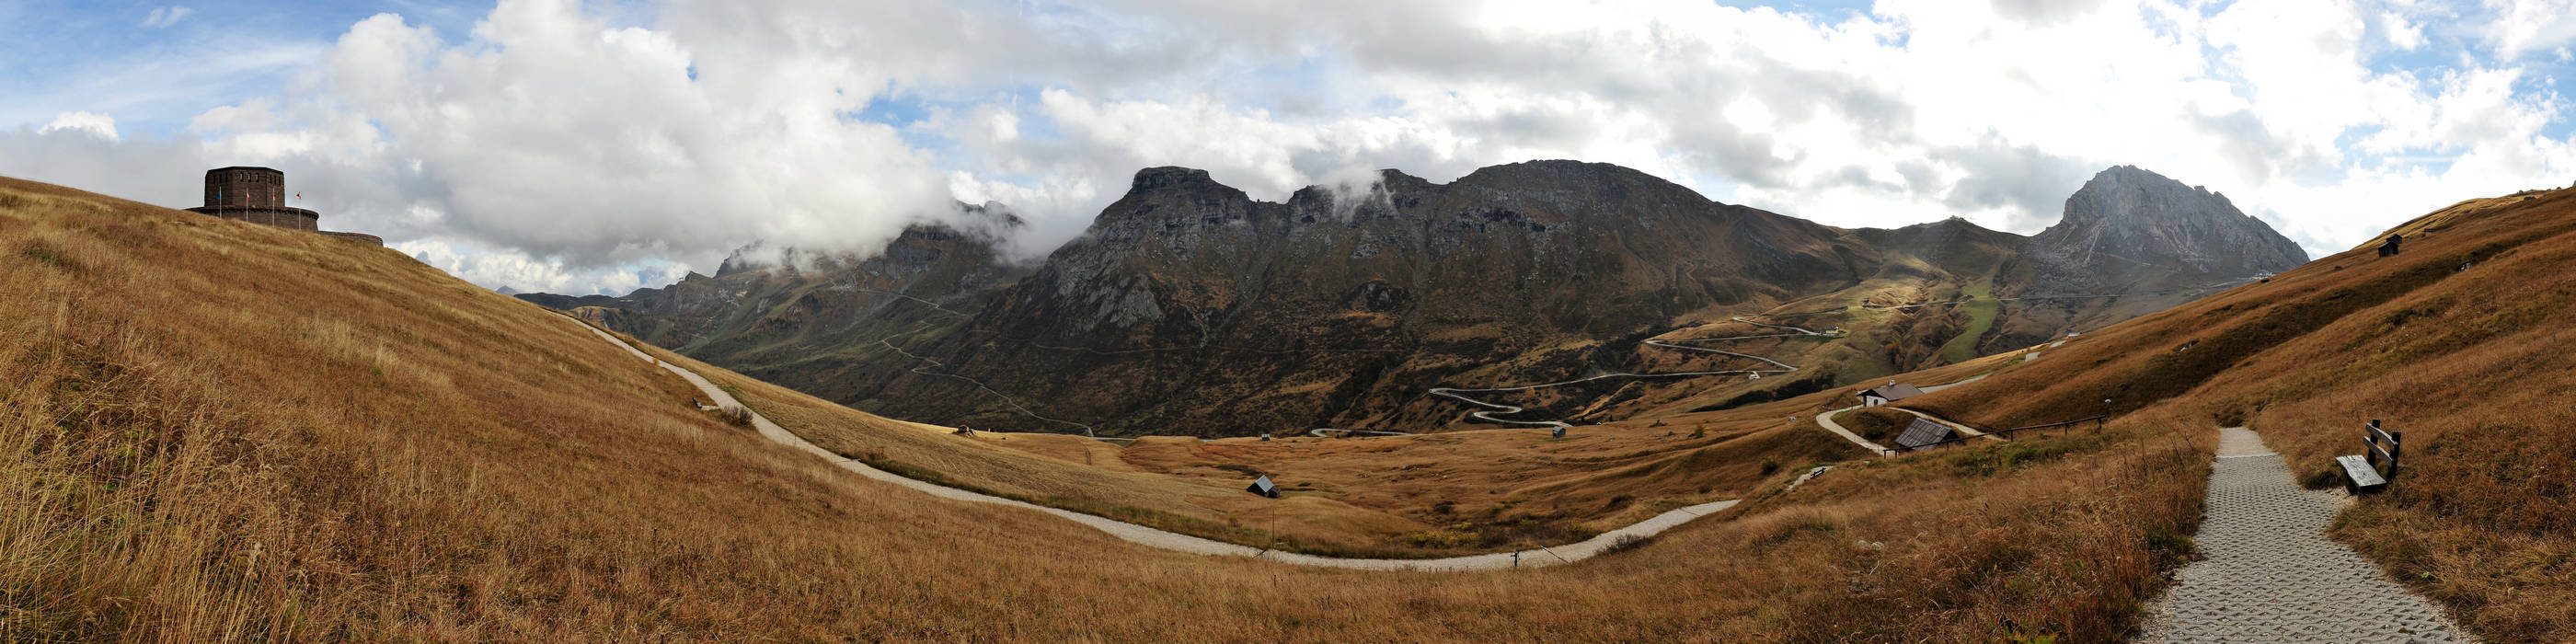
[1129,166,1221,192]
[2060,166,2237,224]
[2018,166,2307,294]
[1455,159,1682,195]
[1088,167,1264,235]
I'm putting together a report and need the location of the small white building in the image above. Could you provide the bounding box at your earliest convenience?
[1860,382,1924,408]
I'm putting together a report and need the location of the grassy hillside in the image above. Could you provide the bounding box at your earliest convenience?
[1936,282,2001,363]
[1905,183,2576,641]
[0,175,2279,640]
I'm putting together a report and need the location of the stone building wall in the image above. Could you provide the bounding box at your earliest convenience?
[202,167,285,209]
[182,167,375,244]
[188,205,320,232]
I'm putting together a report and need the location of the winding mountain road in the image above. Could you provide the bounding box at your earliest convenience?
[1386,316,1836,432]
[863,286,1838,439]
[562,314,1742,570]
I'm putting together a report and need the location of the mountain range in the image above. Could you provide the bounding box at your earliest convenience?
[523,161,2306,437]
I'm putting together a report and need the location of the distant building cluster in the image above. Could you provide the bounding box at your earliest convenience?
[183,167,380,245]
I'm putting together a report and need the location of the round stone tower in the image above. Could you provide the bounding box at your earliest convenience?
[203,167,286,209]
[185,166,318,232]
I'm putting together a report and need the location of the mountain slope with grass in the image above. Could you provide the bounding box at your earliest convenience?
[0,173,2253,641]
[1900,180,2576,642]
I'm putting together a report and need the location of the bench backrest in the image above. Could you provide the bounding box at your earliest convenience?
[2363,419,2402,474]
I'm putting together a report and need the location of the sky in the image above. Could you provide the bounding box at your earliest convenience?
[4,0,2573,295]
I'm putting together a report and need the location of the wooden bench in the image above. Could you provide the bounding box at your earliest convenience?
[2336,454,2386,491]
[2338,420,2400,493]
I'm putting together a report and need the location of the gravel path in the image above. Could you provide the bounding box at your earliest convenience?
[2140,427,2469,642]
[564,316,1739,571]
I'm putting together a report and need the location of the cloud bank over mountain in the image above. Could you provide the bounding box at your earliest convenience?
[2,0,2571,293]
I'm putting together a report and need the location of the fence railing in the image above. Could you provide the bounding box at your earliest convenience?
[1990,415,2110,439]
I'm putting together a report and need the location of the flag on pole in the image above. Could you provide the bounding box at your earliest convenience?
[1245,475,1279,499]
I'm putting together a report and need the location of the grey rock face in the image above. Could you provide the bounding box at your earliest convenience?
[2018,166,2308,294]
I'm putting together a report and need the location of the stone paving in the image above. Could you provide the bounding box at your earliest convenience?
[2142,427,2469,643]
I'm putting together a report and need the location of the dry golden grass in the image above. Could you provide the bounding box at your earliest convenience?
[0,175,2221,640]
[1906,185,2576,641]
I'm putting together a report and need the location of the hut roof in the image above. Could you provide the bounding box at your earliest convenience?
[1864,383,1925,401]
[1893,418,1954,450]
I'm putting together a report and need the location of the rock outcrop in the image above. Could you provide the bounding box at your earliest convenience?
[2015,166,2307,295]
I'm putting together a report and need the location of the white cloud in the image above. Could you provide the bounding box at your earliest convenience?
[8,0,2576,293]
[187,0,968,280]
[2382,11,2427,50]
[40,112,119,141]
[141,6,194,29]
[397,237,693,296]
[2485,0,2576,59]
[0,124,206,209]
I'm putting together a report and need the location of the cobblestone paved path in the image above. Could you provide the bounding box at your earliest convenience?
[2144,427,2469,642]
